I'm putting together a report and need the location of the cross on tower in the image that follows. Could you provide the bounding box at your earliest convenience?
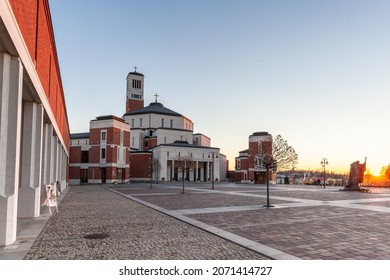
[134,66,137,72]
[154,93,159,102]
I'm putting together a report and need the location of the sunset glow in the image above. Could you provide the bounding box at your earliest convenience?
[49,1,390,174]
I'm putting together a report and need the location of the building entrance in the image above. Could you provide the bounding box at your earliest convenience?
[101,168,106,183]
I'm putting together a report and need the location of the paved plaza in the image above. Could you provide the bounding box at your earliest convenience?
[2,182,390,260]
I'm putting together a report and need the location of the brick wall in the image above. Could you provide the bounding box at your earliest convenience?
[69,146,81,163]
[69,166,80,180]
[126,99,144,113]
[130,153,152,179]
[9,0,70,150]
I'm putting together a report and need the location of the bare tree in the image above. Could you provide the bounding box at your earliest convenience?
[175,155,196,193]
[256,134,298,207]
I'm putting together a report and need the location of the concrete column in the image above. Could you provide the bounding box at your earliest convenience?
[200,162,204,182]
[54,137,59,183]
[58,146,62,183]
[159,157,166,182]
[58,146,66,191]
[42,123,53,187]
[0,53,23,246]
[58,148,63,190]
[50,132,57,184]
[215,157,220,181]
[56,140,60,180]
[63,149,68,189]
[18,102,44,218]
[206,162,210,181]
[195,161,198,181]
[190,167,194,182]
[171,160,174,181]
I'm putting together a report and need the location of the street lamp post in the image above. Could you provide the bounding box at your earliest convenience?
[208,152,218,190]
[321,158,328,189]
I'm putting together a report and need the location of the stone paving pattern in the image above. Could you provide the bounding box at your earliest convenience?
[21,182,390,260]
[108,183,390,260]
[24,185,267,260]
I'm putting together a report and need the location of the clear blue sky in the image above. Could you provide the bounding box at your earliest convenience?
[49,0,390,174]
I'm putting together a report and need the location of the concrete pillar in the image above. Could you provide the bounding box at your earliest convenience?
[206,162,210,181]
[195,161,198,181]
[159,157,167,182]
[214,158,220,181]
[58,146,66,192]
[200,162,204,182]
[0,53,23,246]
[50,132,57,184]
[18,102,44,218]
[59,148,66,191]
[42,123,53,185]
[56,139,60,180]
[63,149,68,189]
[58,146,62,183]
[171,160,175,181]
[53,137,59,183]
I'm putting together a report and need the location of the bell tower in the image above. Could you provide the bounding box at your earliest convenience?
[126,67,144,113]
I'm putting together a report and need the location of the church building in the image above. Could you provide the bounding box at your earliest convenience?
[69,69,227,184]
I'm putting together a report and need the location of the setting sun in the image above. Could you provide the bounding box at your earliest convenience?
[369,170,381,177]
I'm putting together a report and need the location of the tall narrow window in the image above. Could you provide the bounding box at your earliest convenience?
[131,119,134,127]
[170,119,173,128]
[120,130,124,146]
[132,79,142,89]
[101,131,106,141]
[101,148,106,159]
[161,118,164,127]
[140,118,143,127]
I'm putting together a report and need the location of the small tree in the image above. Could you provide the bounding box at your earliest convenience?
[175,155,196,193]
[256,134,298,207]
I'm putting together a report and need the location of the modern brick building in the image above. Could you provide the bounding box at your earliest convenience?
[235,132,273,184]
[0,0,70,246]
[69,115,130,185]
[69,69,227,184]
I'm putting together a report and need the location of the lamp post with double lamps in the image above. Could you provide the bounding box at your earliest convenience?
[321,158,328,188]
[208,152,219,190]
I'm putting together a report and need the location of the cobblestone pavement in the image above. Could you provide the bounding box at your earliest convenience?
[105,183,390,260]
[23,185,267,260]
[7,182,390,260]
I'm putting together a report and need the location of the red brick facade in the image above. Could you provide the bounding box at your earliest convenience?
[235,132,273,184]
[130,152,152,179]
[9,0,70,150]
[69,116,131,184]
[126,99,144,113]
